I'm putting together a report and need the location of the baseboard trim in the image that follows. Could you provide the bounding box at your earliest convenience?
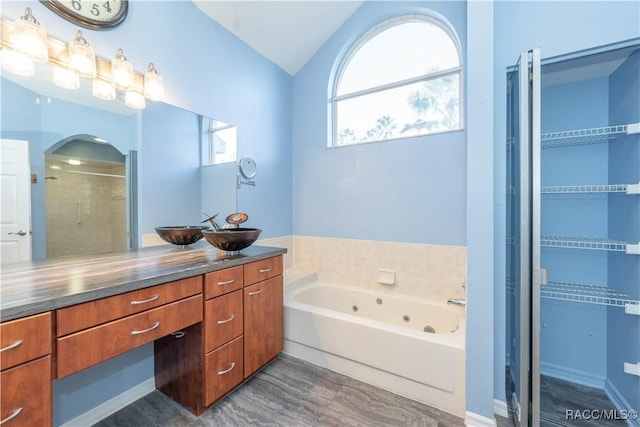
[604,379,640,427]
[465,411,496,426]
[493,399,509,418]
[60,377,155,427]
[540,361,605,389]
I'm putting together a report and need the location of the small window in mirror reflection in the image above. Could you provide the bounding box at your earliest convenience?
[208,120,237,165]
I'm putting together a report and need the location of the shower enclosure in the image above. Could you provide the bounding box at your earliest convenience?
[506,41,640,426]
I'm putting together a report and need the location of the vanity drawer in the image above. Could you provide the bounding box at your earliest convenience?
[204,266,243,300]
[0,356,51,427]
[204,336,243,406]
[56,295,202,378]
[243,256,283,285]
[56,276,202,336]
[0,312,51,371]
[204,290,243,353]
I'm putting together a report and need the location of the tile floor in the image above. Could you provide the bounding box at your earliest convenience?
[93,353,465,427]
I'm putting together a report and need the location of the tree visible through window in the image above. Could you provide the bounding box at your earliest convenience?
[332,17,463,147]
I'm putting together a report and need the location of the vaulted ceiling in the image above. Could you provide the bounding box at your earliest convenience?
[192,1,364,75]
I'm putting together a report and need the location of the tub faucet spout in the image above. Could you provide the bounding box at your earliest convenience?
[447,298,466,307]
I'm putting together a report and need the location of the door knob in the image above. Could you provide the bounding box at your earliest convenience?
[8,230,27,236]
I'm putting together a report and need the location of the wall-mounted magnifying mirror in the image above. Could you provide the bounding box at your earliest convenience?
[237,157,257,189]
[239,157,257,178]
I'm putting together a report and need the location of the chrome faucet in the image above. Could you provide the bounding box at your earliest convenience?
[447,298,466,307]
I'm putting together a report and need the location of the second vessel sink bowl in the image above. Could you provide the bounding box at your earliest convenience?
[202,228,262,251]
[155,226,210,246]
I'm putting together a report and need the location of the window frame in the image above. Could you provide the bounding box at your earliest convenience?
[330,15,464,148]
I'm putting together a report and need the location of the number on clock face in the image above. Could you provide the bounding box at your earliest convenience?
[41,0,128,29]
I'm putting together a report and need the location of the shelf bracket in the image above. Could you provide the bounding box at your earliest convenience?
[625,304,640,316]
[623,362,640,376]
[627,183,640,195]
[626,243,640,255]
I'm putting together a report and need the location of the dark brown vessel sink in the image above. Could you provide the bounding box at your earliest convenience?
[202,228,262,251]
[155,226,210,246]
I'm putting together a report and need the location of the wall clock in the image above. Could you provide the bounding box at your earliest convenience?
[41,0,128,30]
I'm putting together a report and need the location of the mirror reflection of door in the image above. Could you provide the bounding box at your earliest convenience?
[44,135,127,258]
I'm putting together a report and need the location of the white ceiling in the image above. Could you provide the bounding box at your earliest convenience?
[192,1,364,76]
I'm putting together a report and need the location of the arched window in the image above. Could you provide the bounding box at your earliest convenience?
[331,16,463,147]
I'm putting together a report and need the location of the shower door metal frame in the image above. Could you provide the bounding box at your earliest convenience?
[512,47,541,427]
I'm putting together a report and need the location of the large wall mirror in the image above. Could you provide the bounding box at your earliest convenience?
[1,62,238,261]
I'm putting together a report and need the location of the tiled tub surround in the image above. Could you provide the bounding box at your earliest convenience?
[292,235,467,302]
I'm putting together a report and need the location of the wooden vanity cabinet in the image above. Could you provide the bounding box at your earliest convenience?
[0,312,52,427]
[56,276,203,378]
[243,275,283,378]
[155,255,283,415]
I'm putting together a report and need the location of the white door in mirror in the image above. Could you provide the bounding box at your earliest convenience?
[1,139,32,263]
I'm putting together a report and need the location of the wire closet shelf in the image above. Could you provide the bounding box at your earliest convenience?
[506,278,640,309]
[541,236,640,253]
[541,122,639,149]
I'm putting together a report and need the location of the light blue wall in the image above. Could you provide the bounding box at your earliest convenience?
[493,0,640,417]
[140,101,201,230]
[2,1,292,425]
[292,1,467,246]
[466,0,494,419]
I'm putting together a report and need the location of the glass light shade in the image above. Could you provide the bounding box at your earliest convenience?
[68,31,96,78]
[53,66,80,90]
[125,91,145,109]
[111,48,133,90]
[11,8,48,62]
[92,79,116,101]
[1,49,35,76]
[144,63,164,101]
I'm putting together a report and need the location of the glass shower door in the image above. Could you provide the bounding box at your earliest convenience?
[506,48,541,427]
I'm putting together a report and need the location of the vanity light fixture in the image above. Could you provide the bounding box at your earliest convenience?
[52,65,80,90]
[11,7,48,62]
[1,17,165,110]
[1,48,35,76]
[68,30,96,78]
[92,78,116,101]
[125,90,145,109]
[144,63,165,101]
[111,48,134,90]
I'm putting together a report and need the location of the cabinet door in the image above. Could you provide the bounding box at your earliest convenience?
[0,356,52,427]
[0,312,51,370]
[243,276,283,378]
[204,290,243,353]
[204,336,243,405]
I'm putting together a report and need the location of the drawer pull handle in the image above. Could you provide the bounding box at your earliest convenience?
[217,279,235,286]
[0,340,23,353]
[131,321,160,335]
[259,268,272,273]
[218,362,236,375]
[217,314,235,325]
[0,407,23,424]
[248,289,263,296]
[171,331,186,339]
[130,295,160,305]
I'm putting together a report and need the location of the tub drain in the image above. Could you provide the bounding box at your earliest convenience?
[423,325,436,333]
[403,315,410,322]
[352,305,359,312]
[376,298,383,305]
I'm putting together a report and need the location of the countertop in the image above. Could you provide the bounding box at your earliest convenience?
[0,243,287,322]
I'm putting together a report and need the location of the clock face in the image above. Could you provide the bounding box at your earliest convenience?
[41,0,128,30]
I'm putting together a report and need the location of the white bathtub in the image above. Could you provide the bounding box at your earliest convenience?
[283,282,465,417]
